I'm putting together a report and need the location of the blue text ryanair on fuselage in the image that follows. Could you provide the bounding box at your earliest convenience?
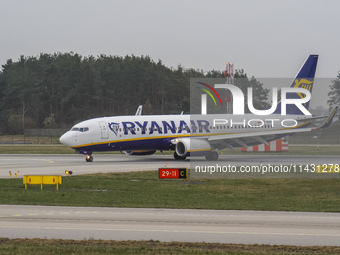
[110,120,209,135]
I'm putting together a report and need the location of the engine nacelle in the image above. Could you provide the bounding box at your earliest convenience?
[175,138,211,157]
[124,150,156,156]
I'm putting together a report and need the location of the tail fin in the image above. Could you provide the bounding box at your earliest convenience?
[274,55,318,115]
[135,105,143,116]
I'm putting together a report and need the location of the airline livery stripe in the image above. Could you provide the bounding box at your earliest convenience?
[188,149,211,152]
[71,134,191,149]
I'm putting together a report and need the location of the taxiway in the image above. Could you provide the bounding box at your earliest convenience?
[0,205,339,246]
[1,154,339,178]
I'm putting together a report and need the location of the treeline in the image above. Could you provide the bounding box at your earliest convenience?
[0,52,269,134]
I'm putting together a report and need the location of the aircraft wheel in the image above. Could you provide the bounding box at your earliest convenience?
[86,155,93,162]
[174,151,186,160]
[205,151,219,161]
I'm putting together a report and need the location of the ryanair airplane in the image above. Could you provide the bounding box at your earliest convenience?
[60,55,337,162]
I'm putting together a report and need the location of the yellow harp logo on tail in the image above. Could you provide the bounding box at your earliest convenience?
[294,79,313,99]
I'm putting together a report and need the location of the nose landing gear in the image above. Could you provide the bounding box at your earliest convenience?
[76,150,94,162]
[86,154,93,162]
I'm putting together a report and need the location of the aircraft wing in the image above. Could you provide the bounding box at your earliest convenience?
[205,107,338,149]
[205,127,313,149]
[296,116,328,122]
[296,106,339,123]
[315,106,338,129]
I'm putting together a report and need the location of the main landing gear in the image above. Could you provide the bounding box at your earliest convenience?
[174,151,186,160]
[205,151,219,160]
[173,151,219,160]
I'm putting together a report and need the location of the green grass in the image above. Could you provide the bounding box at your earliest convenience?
[0,135,61,144]
[1,171,340,212]
[0,144,74,154]
[0,239,339,255]
[285,145,340,155]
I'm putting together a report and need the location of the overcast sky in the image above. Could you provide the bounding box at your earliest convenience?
[1,0,339,106]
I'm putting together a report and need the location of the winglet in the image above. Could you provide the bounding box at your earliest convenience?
[316,106,338,129]
[135,105,143,116]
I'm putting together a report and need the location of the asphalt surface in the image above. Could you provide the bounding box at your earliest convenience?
[0,154,189,178]
[0,205,339,246]
[1,154,339,178]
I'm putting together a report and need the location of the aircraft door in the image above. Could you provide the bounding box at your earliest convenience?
[99,121,109,139]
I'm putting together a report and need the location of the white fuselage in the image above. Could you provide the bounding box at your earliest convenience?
[59,113,310,153]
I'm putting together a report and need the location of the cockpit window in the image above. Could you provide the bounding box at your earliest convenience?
[71,127,89,132]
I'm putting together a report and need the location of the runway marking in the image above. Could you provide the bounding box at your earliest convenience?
[0,211,101,218]
[40,159,54,164]
[1,225,340,237]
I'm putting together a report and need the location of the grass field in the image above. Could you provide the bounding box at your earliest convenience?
[0,144,75,154]
[1,171,340,212]
[1,239,339,255]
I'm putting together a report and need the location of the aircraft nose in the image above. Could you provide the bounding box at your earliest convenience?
[60,132,72,147]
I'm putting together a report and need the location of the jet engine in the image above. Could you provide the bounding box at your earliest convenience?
[175,138,211,157]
